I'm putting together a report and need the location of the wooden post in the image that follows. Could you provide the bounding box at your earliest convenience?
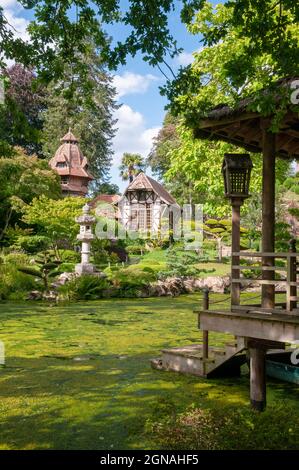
[287,239,297,311]
[202,289,209,360]
[231,198,242,307]
[169,209,174,246]
[261,125,276,309]
[249,343,267,412]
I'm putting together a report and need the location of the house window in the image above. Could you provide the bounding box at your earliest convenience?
[57,162,66,168]
[131,211,138,230]
[146,204,152,230]
[61,176,68,184]
[138,208,146,230]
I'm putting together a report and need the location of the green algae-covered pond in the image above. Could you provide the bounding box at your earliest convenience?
[0,294,299,450]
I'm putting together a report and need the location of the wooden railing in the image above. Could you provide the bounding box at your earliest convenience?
[231,251,299,312]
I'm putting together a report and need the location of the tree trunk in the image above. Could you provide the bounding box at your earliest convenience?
[0,207,12,242]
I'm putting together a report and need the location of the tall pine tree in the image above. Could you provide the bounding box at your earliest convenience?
[42,43,118,192]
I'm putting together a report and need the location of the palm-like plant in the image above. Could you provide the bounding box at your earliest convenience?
[18,251,62,293]
[119,153,145,181]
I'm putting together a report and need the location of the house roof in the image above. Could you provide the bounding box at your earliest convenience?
[89,194,121,208]
[121,172,177,205]
[49,130,94,181]
[194,77,299,159]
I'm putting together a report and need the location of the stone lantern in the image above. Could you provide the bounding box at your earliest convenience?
[75,204,96,275]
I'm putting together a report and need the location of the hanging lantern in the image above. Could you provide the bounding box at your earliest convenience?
[222,153,253,200]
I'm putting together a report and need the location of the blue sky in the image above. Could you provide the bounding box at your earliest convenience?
[1,0,201,191]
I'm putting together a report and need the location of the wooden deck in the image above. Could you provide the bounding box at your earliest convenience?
[197,308,299,343]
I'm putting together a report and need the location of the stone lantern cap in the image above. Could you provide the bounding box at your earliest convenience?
[75,203,96,224]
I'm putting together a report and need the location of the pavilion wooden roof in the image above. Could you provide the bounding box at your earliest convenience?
[194,79,299,160]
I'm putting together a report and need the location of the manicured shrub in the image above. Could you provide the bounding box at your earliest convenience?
[18,252,63,293]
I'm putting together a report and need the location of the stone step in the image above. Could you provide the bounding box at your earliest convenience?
[153,339,248,378]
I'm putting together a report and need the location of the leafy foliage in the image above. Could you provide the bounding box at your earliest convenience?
[202,218,249,260]
[20,195,86,256]
[106,265,157,297]
[59,274,109,301]
[0,1,198,83]
[147,113,181,180]
[0,261,37,300]
[158,246,211,278]
[163,1,299,128]
[1,1,298,127]
[162,122,290,217]
[94,182,120,195]
[279,169,299,241]
[0,147,61,245]
[0,64,46,156]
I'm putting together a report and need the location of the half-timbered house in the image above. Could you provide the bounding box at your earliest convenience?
[118,172,178,234]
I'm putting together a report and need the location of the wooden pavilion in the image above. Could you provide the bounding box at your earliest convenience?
[152,80,299,411]
[196,80,299,410]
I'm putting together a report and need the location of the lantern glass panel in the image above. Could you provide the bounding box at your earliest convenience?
[222,153,253,198]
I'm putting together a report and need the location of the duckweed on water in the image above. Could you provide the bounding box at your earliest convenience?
[0,294,298,449]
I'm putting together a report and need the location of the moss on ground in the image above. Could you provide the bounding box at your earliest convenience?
[0,294,298,449]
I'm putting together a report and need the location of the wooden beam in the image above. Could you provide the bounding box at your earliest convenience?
[199,309,299,343]
[261,124,276,309]
[208,121,241,133]
[198,112,260,129]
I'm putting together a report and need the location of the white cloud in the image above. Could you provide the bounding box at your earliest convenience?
[113,71,159,98]
[1,0,30,41]
[1,0,20,7]
[1,1,30,66]
[112,104,160,165]
[176,51,194,67]
[3,8,29,42]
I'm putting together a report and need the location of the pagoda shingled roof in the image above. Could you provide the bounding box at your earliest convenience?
[49,129,93,181]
